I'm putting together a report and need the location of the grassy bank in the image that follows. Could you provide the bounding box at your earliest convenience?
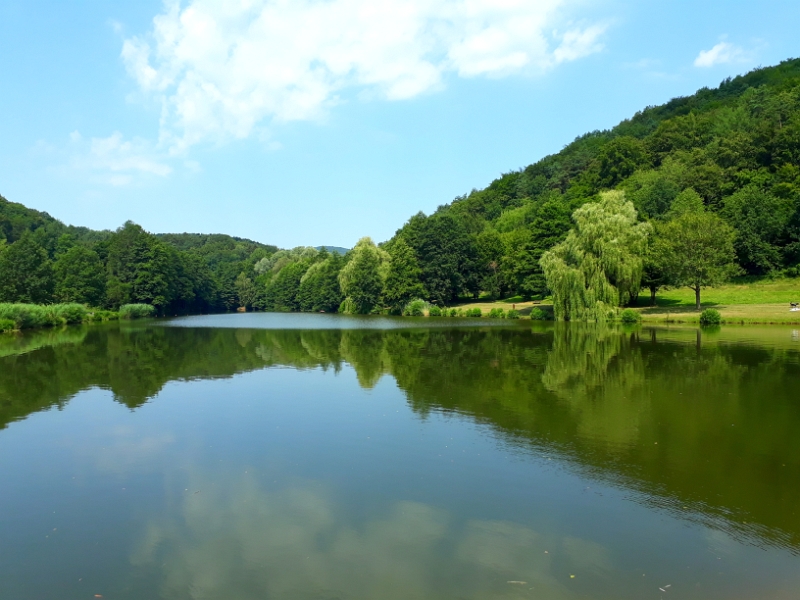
[450,278,800,324]
[635,278,800,324]
[0,303,155,333]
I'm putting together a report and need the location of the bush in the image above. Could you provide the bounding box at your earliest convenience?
[699,308,722,325]
[530,308,552,321]
[487,308,505,319]
[0,304,52,329]
[465,308,482,318]
[506,309,520,319]
[428,305,442,317]
[88,310,119,322]
[620,308,641,323]
[51,303,88,325]
[119,304,156,320]
[449,308,458,317]
[0,318,16,333]
[403,299,426,317]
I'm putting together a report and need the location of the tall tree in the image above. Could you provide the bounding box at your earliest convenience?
[382,238,425,313]
[401,213,478,305]
[0,232,54,303]
[338,238,388,314]
[54,245,105,305]
[298,252,345,313]
[654,211,739,310]
[540,191,651,320]
[234,272,257,309]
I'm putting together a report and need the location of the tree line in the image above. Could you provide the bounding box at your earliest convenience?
[2,58,800,317]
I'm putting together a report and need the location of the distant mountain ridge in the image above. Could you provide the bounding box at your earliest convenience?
[315,246,349,255]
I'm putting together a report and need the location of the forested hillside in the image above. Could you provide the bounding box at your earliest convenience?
[2,58,800,316]
[0,195,275,314]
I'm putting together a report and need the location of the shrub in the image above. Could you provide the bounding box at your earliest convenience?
[0,318,16,333]
[428,305,442,317]
[466,308,482,318]
[699,308,722,326]
[52,303,88,325]
[403,299,426,317]
[449,308,458,317]
[88,310,119,322]
[119,304,156,320]
[620,308,641,323]
[487,308,505,319]
[506,309,520,319]
[0,304,52,329]
[530,308,552,321]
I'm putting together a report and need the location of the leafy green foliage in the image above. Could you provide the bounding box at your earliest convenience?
[541,192,651,321]
[0,232,54,304]
[119,304,156,319]
[653,211,739,310]
[402,299,426,317]
[619,308,641,323]
[428,305,442,317]
[530,308,552,321]
[298,252,345,313]
[338,238,388,314]
[700,308,722,325]
[54,245,105,305]
[382,238,425,313]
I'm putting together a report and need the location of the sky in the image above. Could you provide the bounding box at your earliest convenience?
[1,1,799,249]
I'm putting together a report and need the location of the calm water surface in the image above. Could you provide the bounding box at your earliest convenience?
[1,315,799,599]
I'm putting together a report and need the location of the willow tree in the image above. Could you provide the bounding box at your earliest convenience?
[338,237,389,314]
[540,191,651,321]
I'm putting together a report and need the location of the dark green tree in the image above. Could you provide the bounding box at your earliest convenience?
[54,245,105,305]
[721,185,794,274]
[0,232,54,303]
[382,238,425,313]
[298,253,345,313]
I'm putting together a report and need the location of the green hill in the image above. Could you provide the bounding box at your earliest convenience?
[386,58,800,303]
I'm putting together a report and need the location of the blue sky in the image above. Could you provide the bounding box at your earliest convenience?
[1,0,798,249]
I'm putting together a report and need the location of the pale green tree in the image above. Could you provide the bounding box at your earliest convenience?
[338,237,389,314]
[234,272,257,309]
[540,191,651,321]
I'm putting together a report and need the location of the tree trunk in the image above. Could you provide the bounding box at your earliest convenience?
[650,286,657,306]
[695,286,701,311]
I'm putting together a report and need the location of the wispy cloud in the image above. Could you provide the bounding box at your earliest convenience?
[694,41,745,68]
[122,0,607,153]
[68,131,172,186]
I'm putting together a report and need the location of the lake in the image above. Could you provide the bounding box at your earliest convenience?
[1,314,799,599]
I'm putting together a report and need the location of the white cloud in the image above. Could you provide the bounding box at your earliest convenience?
[68,131,172,186]
[694,41,744,68]
[123,0,607,152]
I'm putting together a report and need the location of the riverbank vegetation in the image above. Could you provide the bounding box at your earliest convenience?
[3,58,800,321]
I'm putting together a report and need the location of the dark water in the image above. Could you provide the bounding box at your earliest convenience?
[1,316,799,600]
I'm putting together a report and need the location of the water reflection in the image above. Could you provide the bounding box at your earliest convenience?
[2,320,800,558]
[130,473,596,600]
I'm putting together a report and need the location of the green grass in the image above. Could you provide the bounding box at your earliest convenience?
[634,277,800,324]
[638,278,800,307]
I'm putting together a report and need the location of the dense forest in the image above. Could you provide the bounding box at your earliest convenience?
[2,57,800,316]
[0,197,276,314]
